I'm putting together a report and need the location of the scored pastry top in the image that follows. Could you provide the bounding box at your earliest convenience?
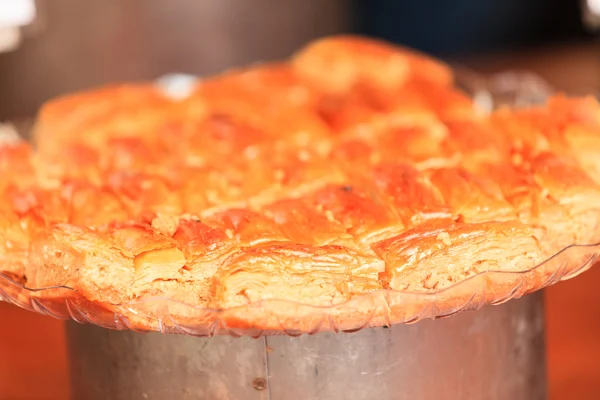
[1,35,600,331]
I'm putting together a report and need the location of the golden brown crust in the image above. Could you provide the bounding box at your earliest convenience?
[1,35,600,333]
[292,35,454,94]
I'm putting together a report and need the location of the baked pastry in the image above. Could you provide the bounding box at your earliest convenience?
[1,35,600,333]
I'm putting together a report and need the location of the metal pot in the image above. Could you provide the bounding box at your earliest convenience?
[66,292,547,400]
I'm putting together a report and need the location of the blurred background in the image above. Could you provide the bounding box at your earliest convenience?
[1,1,599,399]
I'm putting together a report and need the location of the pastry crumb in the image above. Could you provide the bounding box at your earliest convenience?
[151,213,179,237]
[436,231,452,246]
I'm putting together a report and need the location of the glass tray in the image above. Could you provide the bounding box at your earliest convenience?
[0,68,598,337]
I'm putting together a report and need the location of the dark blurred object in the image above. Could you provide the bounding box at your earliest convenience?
[0,0,352,120]
[355,0,594,56]
[459,42,600,96]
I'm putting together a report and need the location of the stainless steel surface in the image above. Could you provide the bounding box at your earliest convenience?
[0,0,352,119]
[66,292,547,400]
